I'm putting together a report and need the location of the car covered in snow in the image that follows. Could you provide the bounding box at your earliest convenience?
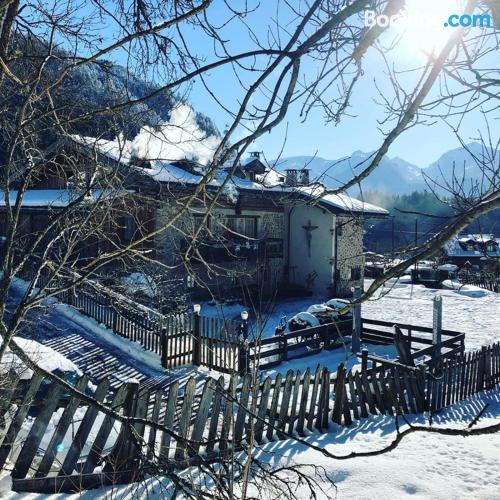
[287,298,353,332]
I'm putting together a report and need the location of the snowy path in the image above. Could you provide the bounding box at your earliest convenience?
[8,285,200,392]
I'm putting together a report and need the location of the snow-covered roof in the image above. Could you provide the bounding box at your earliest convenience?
[69,135,388,216]
[0,189,131,208]
[445,233,500,257]
[291,185,389,215]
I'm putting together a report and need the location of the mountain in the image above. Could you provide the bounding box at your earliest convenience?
[273,142,494,196]
[423,142,495,193]
[4,35,218,143]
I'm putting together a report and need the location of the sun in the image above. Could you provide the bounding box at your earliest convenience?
[394,0,466,58]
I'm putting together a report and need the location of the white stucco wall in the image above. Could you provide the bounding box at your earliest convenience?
[287,205,335,295]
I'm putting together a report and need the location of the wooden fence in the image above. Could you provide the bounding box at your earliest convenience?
[248,319,352,370]
[361,318,465,361]
[2,342,499,493]
[458,271,499,293]
[20,264,241,373]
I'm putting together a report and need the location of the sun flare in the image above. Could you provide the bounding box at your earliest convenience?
[394,0,467,57]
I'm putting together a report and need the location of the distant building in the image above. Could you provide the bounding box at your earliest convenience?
[0,136,388,299]
[443,234,500,268]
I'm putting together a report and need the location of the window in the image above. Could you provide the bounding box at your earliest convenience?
[351,267,361,281]
[224,216,257,239]
[193,214,210,230]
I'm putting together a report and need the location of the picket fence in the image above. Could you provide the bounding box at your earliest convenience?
[2,342,499,493]
[21,265,241,373]
[458,271,499,293]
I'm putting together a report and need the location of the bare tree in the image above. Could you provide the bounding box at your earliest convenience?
[0,0,499,496]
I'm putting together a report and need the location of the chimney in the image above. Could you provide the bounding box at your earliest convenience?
[285,168,310,186]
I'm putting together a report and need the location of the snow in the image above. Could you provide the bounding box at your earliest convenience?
[1,336,82,380]
[0,190,130,208]
[364,279,500,350]
[120,272,157,298]
[441,279,489,297]
[306,303,335,314]
[289,311,320,328]
[2,281,499,499]
[291,184,389,215]
[6,388,499,499]
[53,302,165,372]
[0,470,11,497]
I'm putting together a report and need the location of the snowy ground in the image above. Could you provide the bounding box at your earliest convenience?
[202,279,500,378]
[7,278,207,392]
[3,279,499,499]
[202,279,500,350]
[363,279,500,350]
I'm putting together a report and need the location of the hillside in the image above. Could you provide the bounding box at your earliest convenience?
[4,36,218,144]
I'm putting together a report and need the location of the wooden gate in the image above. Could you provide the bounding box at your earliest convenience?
[196,316,241,373]
[161,314,241,373]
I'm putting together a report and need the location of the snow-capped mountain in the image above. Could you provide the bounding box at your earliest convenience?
[272,143,495,195]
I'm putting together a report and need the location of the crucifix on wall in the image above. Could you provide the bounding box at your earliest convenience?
[302,219,318,257]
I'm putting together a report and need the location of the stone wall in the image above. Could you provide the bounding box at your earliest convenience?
[153,203,285,294]
[335,215,365,296]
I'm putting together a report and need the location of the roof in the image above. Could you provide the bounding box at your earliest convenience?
[445,233,500,257]
[69,135,388,216]
[0,189,131,208]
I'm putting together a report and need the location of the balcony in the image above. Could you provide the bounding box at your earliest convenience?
[186,238,283,263]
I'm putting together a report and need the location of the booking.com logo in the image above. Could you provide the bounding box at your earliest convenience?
[365,11,493,29]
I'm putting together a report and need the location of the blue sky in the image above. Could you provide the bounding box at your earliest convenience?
[54,0,489,166]
[180,0,486,167]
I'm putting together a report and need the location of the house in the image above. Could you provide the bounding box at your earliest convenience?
[442,234,500,269]
[0,136,388,300]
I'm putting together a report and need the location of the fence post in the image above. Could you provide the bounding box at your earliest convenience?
[279,330,288,362]
[238,312,249,375]
[332,363,346,425]
[104,380,142,482]
[432,295,442,360]
[479,345,487,390]
[112,306,118,334]
[193,306,201,366]
[161,323,168,368]
[351,286,362,354]
[361,347,368,373]
[239,339,249,375]
[484,346,492,389]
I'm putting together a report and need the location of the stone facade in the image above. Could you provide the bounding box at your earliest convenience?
[335,215,365,296]
[152,199,366,299]
[153,202,286,294]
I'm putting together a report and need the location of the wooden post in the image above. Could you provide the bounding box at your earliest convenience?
[238,317,249,374]
[361,348,368,373]
[432,295,442,360]
[479,345,487,390]
[193,312,201,366]
[332,363,346,425]
[239,338,249,375]
[161,324,168,368]
[352,286,362,354]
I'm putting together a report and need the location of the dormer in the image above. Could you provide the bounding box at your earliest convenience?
[241,152,266,181]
